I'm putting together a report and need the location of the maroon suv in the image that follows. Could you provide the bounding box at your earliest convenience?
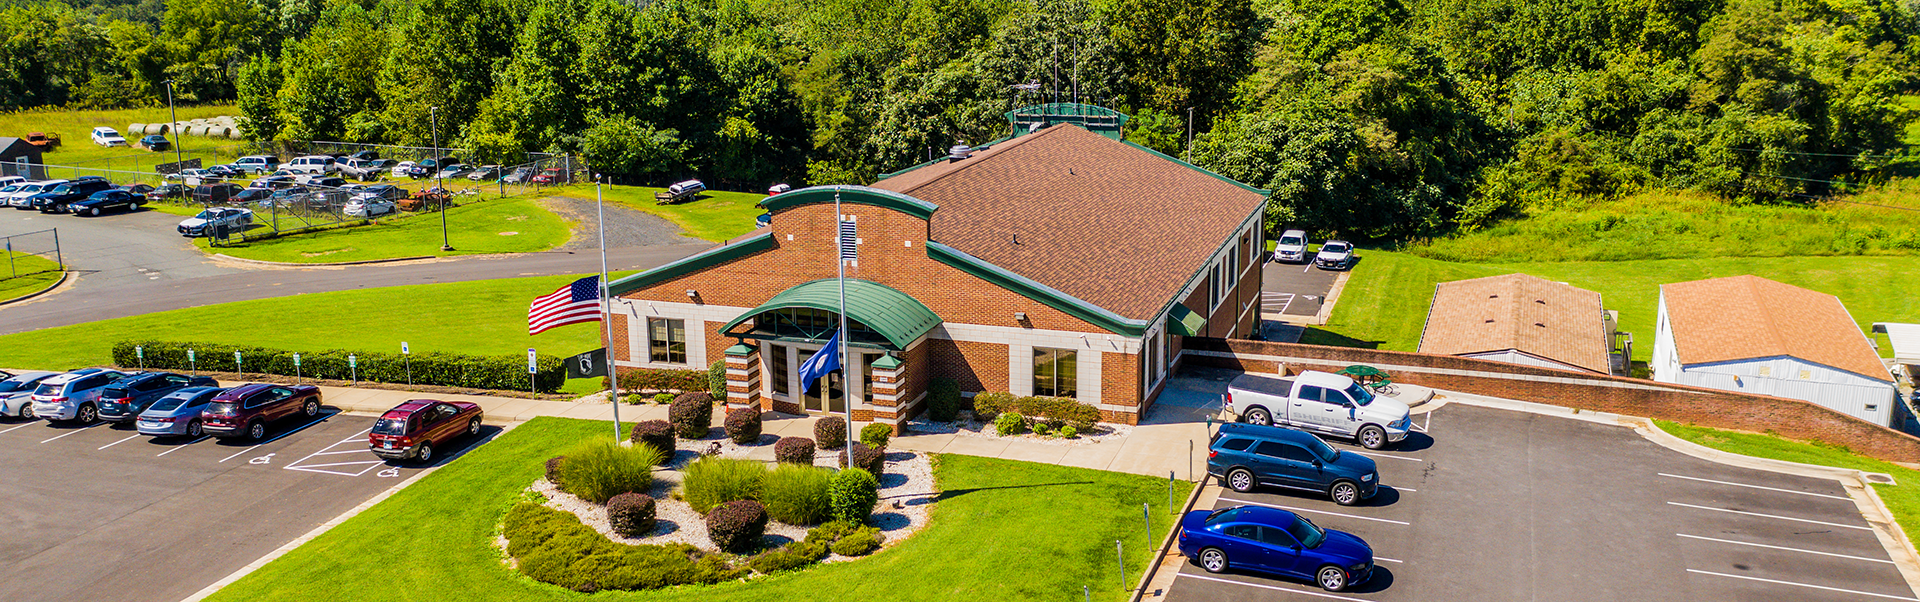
[369,400,484,463]
[201,383,323,440]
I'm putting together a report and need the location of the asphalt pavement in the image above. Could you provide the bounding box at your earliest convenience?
[1260,259,1342,318]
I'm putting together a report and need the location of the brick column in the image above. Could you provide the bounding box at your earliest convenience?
[724,344,762,411]
[869,354,908,435]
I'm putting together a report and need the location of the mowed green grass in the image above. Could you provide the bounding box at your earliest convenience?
[0,251,62,302]
[4,104,244,175]
[190,196,573,263]
[207,417,1188,602]
[1657,420,1920,544]
[552,185,767,242]
[1312,250,1920,360]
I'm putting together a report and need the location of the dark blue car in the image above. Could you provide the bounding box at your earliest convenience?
[97,372,216,423]
[1208,422,1379,505]
[1179,505,1375,592]
[70,189,145,216]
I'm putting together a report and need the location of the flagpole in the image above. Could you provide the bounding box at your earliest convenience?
[836,192,851,465]
[599,175,621,442]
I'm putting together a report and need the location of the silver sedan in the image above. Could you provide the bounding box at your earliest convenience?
[0,371,58,419]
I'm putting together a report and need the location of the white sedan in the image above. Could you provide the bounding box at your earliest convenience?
[390,161,417,179]
[91,127,127,147]
[343,195,396,218]
[1314,240,1355,270]
[177,207,254,237]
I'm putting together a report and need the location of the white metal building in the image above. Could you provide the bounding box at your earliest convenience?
[1652,275,1897,426]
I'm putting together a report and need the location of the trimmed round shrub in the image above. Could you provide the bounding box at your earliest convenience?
[927,378,961,421]
[683,457,766,513]
[813,416,847,450]
[1060,425,1079,438]
[629,420,675,463]
[652,392,675,404]
[725,407,763,444]
[545,455,566,487]
[706,500,769,553]
[860,423,892,449]
[668,393,714,439]
[994,412,1027,436]
[607,492,657,537]
[828,467,879,524]
[830,527,884,556]
[774,437,816,464]
[762,464,833,525]
[556,439,664,504]
[837,442,884,476]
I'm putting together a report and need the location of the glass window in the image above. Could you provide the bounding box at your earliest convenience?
[771,345,790,396]
[1345,383,1374,406]
[1298,386,1327,404]
[649,318,686,364]
[1219,438,1253,452]
[861,352,882,404]
[1301,435,1339,463]
[1223,524,1258,540]
[1284,514,1328,549]
[1033,347,1077,398]
[372,418,408,435]
[1256,441,1314,463]
[1257,525,1299,547]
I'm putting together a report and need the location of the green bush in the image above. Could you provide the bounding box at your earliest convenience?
[995,412,1026,436]
[617,367,709,393]
[682,457,766,514]
[652,392,675,404]
[629,420,675,463]
[972,392,1018,421]
[607,492,657,537]
[706,499,769,553]
[972,392,1099,431]
[837,442,884,476]
[1032,422,1053,436]
[774,437,815,465]
[725,407,763,444]
[556,439,664,504]
[1060,425,1078,438]
[748,545,816,574]
[813,416,847,450]
[708,359,727,398]
[803,520,860,547]
[860,423,891,449]
[668,393,714,439]
[829,526,885,556]
[110,340,567,392]
[927,377,961,421]
[762,463,834,525]
[829,468,879,524]
[502,502,744,592]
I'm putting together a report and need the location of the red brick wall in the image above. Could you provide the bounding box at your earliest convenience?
[1185,338,1920,464]
[607,314,630,362]
[924,338,1007,394]
[1103,350,1142,423]
[903,340,930,420]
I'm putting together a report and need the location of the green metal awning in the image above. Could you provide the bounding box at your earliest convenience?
[722,279,942,349]
[1167,303,1206,337]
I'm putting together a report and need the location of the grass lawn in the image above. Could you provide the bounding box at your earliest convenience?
[552,185,766,242]
[1312,250,1920,361]
[0,251,62,302]
[4,104,244,177]
[206,416,1188,602]
[1656,420,1920,544]
[189,196,572,263]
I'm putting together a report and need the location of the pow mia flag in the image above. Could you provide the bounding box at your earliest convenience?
[565,348,608,379]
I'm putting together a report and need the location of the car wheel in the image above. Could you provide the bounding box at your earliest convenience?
[1317,565,1348,592]
[186,419,203,438]
[90,207,101,216]
[1244,407,1271,426]
[1358,425,1387,450]
[302,399,319,417]
[77,403,97,424]
[248,420,266,441]
[1330,481,1360,506]
[416,441,434,463]
[467,417,481,436]
[1199,548,1229,574]
[1227,468,1255,493]
[18,401,33,419]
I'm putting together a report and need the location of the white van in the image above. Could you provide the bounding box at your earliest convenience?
[0,176,24,188]
[285,155,339,175]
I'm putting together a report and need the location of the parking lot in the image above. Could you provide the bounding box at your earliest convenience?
[1166,403,1916,602]
[0,405,495,602]
[1261,259,1344,319]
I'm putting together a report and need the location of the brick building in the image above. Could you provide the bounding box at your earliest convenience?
[603,104,1269,429]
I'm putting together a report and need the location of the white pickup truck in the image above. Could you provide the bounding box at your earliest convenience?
[1226,371,1412,449]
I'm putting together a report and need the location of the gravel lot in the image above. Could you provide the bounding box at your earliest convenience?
[538,196,706,249]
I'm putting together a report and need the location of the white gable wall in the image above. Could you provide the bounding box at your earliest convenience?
[1651,292,1897,426]
[1458,349,1596,374]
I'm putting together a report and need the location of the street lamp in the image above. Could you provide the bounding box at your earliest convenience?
[431,105,451,251]
[162,79,182,179]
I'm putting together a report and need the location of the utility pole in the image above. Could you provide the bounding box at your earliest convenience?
[162,80,181,177]
[432,106,452,251]
[1185,107,1194,163]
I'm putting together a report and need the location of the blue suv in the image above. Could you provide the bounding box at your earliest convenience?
[1208,423,1380,506]
[98,372,216,423]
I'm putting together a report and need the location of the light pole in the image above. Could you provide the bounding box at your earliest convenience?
[431,105,451,251]
[162,79,182,177]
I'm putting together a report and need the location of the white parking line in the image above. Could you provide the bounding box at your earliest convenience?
[217,411,342,462]
[1177,573,1370,601]
[220,446,259,463]
[40,423,104,443]
[1279,294,1294,314]
[98,434,140,450]
[1667,502,1872,531]
[1,422,35,435]
[1677,533,1894,564]
[284,427,381,476]
[308,449,367,456]
[156,436,208,456]
[1373,556,1402,563]
[1659,473,1851,501]
[1386,486,1415,493]
[1687,569,1919,601]
[1218,497,1411,525]
[1346,450,1422,463]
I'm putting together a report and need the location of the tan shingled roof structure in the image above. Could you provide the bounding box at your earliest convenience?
[870,124,1268,320]
[1417,273,1611,373]
[1662,275,1890,382]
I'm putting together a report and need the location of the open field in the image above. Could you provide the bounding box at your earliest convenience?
[6,104,244,173]
[189,196,572,263]
[204,417,1187,602]
[553,185,766,242]
[0,251,61,302]
[1657,420,1920,544]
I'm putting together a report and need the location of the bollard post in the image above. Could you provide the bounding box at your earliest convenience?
[1116,540,1125,592]
[1170,471,1176,514]
[1084,584,1089,602]
[1189,440,1194,483]
[1144,503,1153,563]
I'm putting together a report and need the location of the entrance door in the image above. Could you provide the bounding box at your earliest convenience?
[803,370,844,413]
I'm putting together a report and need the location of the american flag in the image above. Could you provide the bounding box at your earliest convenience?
[528,275,602,335]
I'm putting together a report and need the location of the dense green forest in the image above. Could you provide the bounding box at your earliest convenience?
[3,0,1916,238]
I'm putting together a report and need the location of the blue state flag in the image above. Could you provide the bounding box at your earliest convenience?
[797,329,843,394]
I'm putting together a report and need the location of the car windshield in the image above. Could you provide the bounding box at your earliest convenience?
[100,386,129,399]
[1280,236,1303,246]
[51,185,72,194]
[1345,383,1374,407]
[1302,434,1340,463]
[35,383,62,396]
[373,418,408,435]
[194,209,222,219]
[1285,514,1328,549]
[1324,242,1350,253]
[0,379,24,393]
[151,393,192,412]
[0,186,16,193]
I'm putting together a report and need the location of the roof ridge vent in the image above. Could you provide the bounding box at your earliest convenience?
[947,143,972,162]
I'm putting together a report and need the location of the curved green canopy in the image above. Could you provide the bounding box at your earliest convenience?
[722,279,942,349]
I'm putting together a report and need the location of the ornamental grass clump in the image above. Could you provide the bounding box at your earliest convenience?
[813,416,847,450]
[761,463,834,525]
[682,457,767,513]
[774,436,816,464]
[725,407,763,444]
[555,439,664,504]
[828,467,879,524]
[706,500,769,553]
[668,392,714,439]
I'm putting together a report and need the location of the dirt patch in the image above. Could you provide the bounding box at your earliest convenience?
[299,247,356,257]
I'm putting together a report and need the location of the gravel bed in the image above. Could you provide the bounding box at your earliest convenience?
[537,195,705,249]
[904,412,1131,447]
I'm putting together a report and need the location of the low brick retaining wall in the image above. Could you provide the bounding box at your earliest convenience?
[1182,338,1920,464]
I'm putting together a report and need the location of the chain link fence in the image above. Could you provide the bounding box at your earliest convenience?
[1,227,64,282]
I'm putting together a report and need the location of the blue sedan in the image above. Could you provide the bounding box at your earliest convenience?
[1178,505,1376,592]
[136,386,226,438]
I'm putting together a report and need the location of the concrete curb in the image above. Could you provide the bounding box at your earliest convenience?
[1439,391,1920,599]
[176,421,520,602]
[1129,478,1208,602]
[0,269,70,306]
[211,253,438,267]
[1311,269,1353,325]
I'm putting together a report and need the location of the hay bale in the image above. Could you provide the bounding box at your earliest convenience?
[209,126,232,138]
[128,124,145,136]
[227,129,246,140]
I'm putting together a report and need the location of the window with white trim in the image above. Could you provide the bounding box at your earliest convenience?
[1033,347,1077,398]
[648,318,686,364]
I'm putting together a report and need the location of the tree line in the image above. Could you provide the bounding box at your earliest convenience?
[4,0,1914,238]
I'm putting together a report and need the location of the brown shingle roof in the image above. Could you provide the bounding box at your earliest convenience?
[1417,273,1611,373]
[1661,275,1890,382]
[870,124,1267,320]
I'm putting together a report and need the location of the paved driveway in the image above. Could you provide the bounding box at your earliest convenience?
[1260,259,1343,319]
[2,206,237,288]
[1166,404,1915,602]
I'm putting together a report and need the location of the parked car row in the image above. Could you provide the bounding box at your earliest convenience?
[1,177,154,216]
[1270,229,1356,271]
